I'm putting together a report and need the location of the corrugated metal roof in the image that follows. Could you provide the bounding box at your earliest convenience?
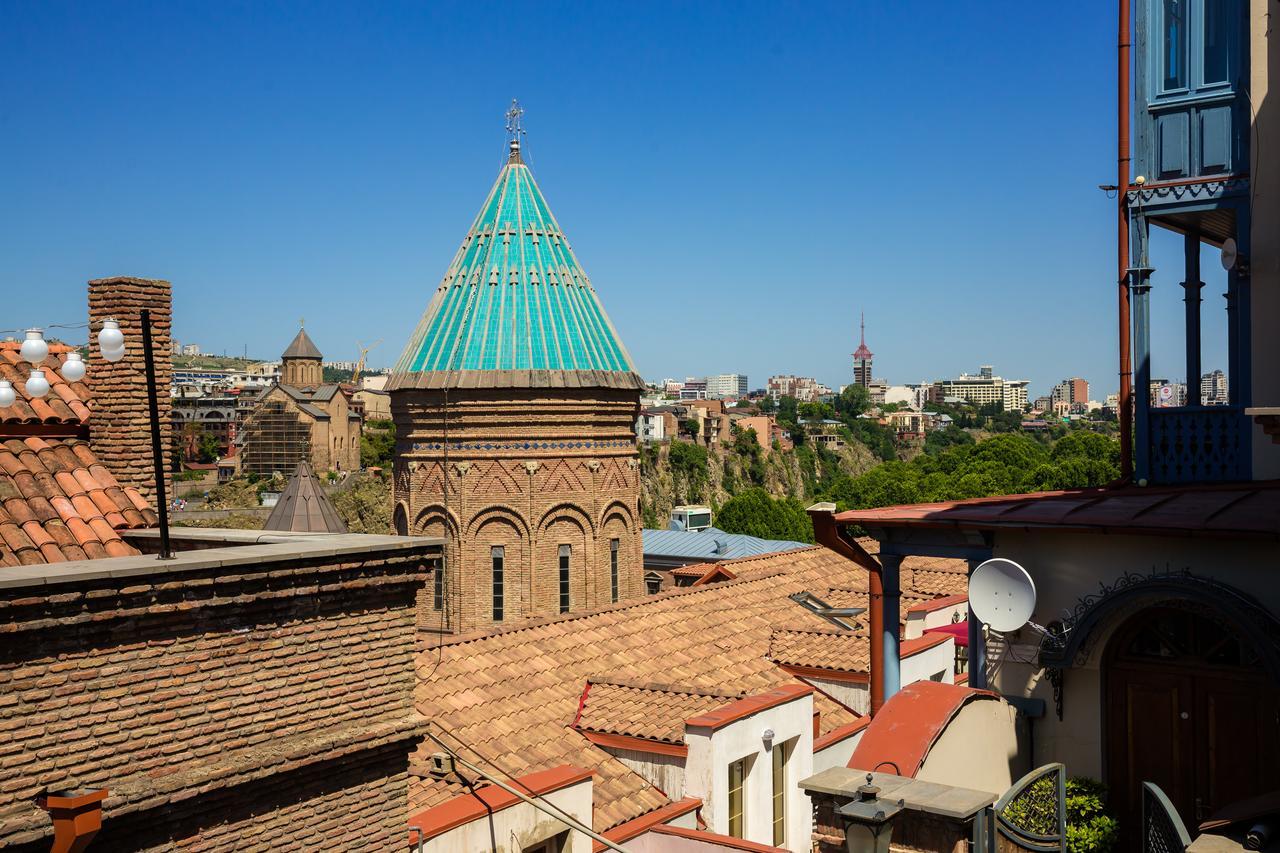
[642,527,809,561]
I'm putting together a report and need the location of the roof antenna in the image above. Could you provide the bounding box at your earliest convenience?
[505,99,526,164]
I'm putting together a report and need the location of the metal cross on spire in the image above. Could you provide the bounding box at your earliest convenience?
[505,99,525,142]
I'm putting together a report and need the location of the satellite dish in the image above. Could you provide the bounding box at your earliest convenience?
[969,558,1036,632]
[1221,238,1239,271]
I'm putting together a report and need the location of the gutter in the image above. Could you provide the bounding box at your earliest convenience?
[807,503,888,716]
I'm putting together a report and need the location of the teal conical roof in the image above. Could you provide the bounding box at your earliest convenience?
[389,140,644,392]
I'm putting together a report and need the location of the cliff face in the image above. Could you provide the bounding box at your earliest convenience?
[639,438,878,528]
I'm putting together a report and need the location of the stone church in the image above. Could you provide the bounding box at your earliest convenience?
[388,121,645,632]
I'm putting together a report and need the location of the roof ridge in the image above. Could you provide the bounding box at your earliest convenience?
[428,568,796,649]
[586,677,746,700]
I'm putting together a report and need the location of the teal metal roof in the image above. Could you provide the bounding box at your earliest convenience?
[390,142,642,390]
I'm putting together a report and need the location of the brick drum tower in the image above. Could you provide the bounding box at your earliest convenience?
[388,104,646,633]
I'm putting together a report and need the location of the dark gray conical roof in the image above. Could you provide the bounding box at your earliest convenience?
[282,327,323,360]
[263,459,347,533]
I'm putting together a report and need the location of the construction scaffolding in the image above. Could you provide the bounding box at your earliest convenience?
[238,398,311,477]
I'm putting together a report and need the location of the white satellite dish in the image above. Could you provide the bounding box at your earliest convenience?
[969,558,1037,632]
[1221,238,1239,271]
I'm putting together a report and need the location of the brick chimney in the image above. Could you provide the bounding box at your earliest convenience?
[87,277,172,503]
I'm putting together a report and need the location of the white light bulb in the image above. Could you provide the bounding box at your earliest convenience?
[0,381,14,408]
[25,369,50,399]
[101,344,126,363]
[60,352,86,383]
[98,319,124,352]
[20,329,48,365]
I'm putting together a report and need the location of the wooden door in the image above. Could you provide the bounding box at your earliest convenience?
[1106,607,1280,848]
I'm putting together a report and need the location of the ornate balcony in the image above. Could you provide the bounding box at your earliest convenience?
[1148,406,1248,484]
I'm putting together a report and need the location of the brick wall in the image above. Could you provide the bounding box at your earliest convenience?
[0,542,434,850]
[87,276,172,503]
[392,386,643,633]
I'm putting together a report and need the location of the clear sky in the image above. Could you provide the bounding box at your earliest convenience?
[1,1,1230,400]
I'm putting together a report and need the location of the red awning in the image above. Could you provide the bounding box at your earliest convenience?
[925,621,969,647]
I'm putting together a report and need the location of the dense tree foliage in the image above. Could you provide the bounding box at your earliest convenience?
[715,487,815,543]
[828,432,1120,509]
[360,419,396,469]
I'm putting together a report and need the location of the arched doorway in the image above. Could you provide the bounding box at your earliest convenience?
[1105,605,1280,846]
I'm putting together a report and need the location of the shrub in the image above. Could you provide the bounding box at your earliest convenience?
[1000,775,1118,853]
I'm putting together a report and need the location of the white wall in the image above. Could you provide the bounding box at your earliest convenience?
[684,693,814,851]
[421,778,593,853]
[799,676,869,715]
[901,637,955,686]
[603,747,687,800]
[812,729,865,774]
[917,699,1019,796]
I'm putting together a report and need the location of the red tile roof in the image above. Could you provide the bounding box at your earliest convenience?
[574,680,740,744]
[594,797,702,851]
[0,344,156,565]
[907,593,969,615]
[836,481,1280,540]
[407,764,593,841]
[847,681,1000,778]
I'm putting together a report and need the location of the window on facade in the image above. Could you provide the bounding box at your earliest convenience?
[728,757,747,838]
[1203,0,1230,84]
[1163,0,1188,90]
[771,741,790,846]
[558,545,571,614]
[433,562,444,611]
[610,538,620,603]
[491,546,505,622]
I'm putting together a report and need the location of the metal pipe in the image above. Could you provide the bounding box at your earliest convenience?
[966,559,987,689]
[807,505,886,715]
[423,731,629,852]
[1118,0,1133,478]
[141,309,173,560]
[879,553,902,701]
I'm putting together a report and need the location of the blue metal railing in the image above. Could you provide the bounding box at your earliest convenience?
[1145,405,1249,484]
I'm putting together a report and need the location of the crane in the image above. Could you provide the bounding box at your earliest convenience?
[352,339,382,386]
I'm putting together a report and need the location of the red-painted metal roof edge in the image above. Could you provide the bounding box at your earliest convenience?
[651,824,788,851]
[901,633,952,657]
[813,715,871,750]
[578,729,690,757]
[407,764,594,840]
[906,593,969,614]
[848,682,1001,778]
[685,683,814,731]
[777,663,869,683]
[593,797,703,850]
[924,621,970,647]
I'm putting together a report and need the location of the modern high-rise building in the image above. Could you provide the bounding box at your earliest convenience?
[1201,369,1229,405]
[704,373,749,399]
[388,107,646,632]
[930,366,1029,412]
[1051,377,1090,408]
[852,313,874,388]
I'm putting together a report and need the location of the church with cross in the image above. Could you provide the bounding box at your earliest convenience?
[388,102,646,632]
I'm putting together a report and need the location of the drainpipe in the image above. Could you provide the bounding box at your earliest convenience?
[1118,0,1133,478]
[35,788,108,853]
[808,504,887,716]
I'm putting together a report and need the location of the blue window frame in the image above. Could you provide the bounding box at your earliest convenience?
[1203,0,1230,84]
[1163,0,1188,91]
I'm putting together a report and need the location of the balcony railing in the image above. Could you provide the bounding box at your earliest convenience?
[1147,406,1248,484]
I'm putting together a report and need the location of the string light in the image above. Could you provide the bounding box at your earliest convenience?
[98,319,125,362]
[20,329,48,365]
[60,352,86,383]
[25,369,50,399]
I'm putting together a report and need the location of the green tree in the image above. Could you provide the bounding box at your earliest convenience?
[836,383,872,417]
[716,487,814,543]
[668,440,710,503]
[196,430,221,464]
[683,418,701,438]
[360,420,396,469]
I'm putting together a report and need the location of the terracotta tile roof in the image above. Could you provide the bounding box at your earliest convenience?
[836,481,1280,540]
[0,344,92,425]
[574,680,742,744]
[768,625,870,674]
[415,546,875,831]
[0,436,155,565]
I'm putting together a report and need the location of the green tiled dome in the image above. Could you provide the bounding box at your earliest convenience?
[389,141,644,392]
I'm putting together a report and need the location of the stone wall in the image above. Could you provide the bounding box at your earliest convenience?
[392,386,642,632]
[0,537,436,851]
[87,276,172,502]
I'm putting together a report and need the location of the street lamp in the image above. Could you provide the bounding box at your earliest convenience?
[837,774,904,853]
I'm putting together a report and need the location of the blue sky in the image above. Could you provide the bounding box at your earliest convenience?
[1,1,1229,399]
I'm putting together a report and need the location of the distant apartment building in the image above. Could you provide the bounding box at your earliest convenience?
[1150,379,1189,408]
[930,365,1029,412]
[1201,369,1229,405]
[767,374,831,402]
[884,383,930,411]
[703,373,748,399]
[1051,377,1090,408]
[323,360,357,372]
[181,343,201,356]
[679,378,708,400]
[636,408,677,442]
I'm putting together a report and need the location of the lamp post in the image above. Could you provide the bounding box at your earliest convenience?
[837,774,904,853]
